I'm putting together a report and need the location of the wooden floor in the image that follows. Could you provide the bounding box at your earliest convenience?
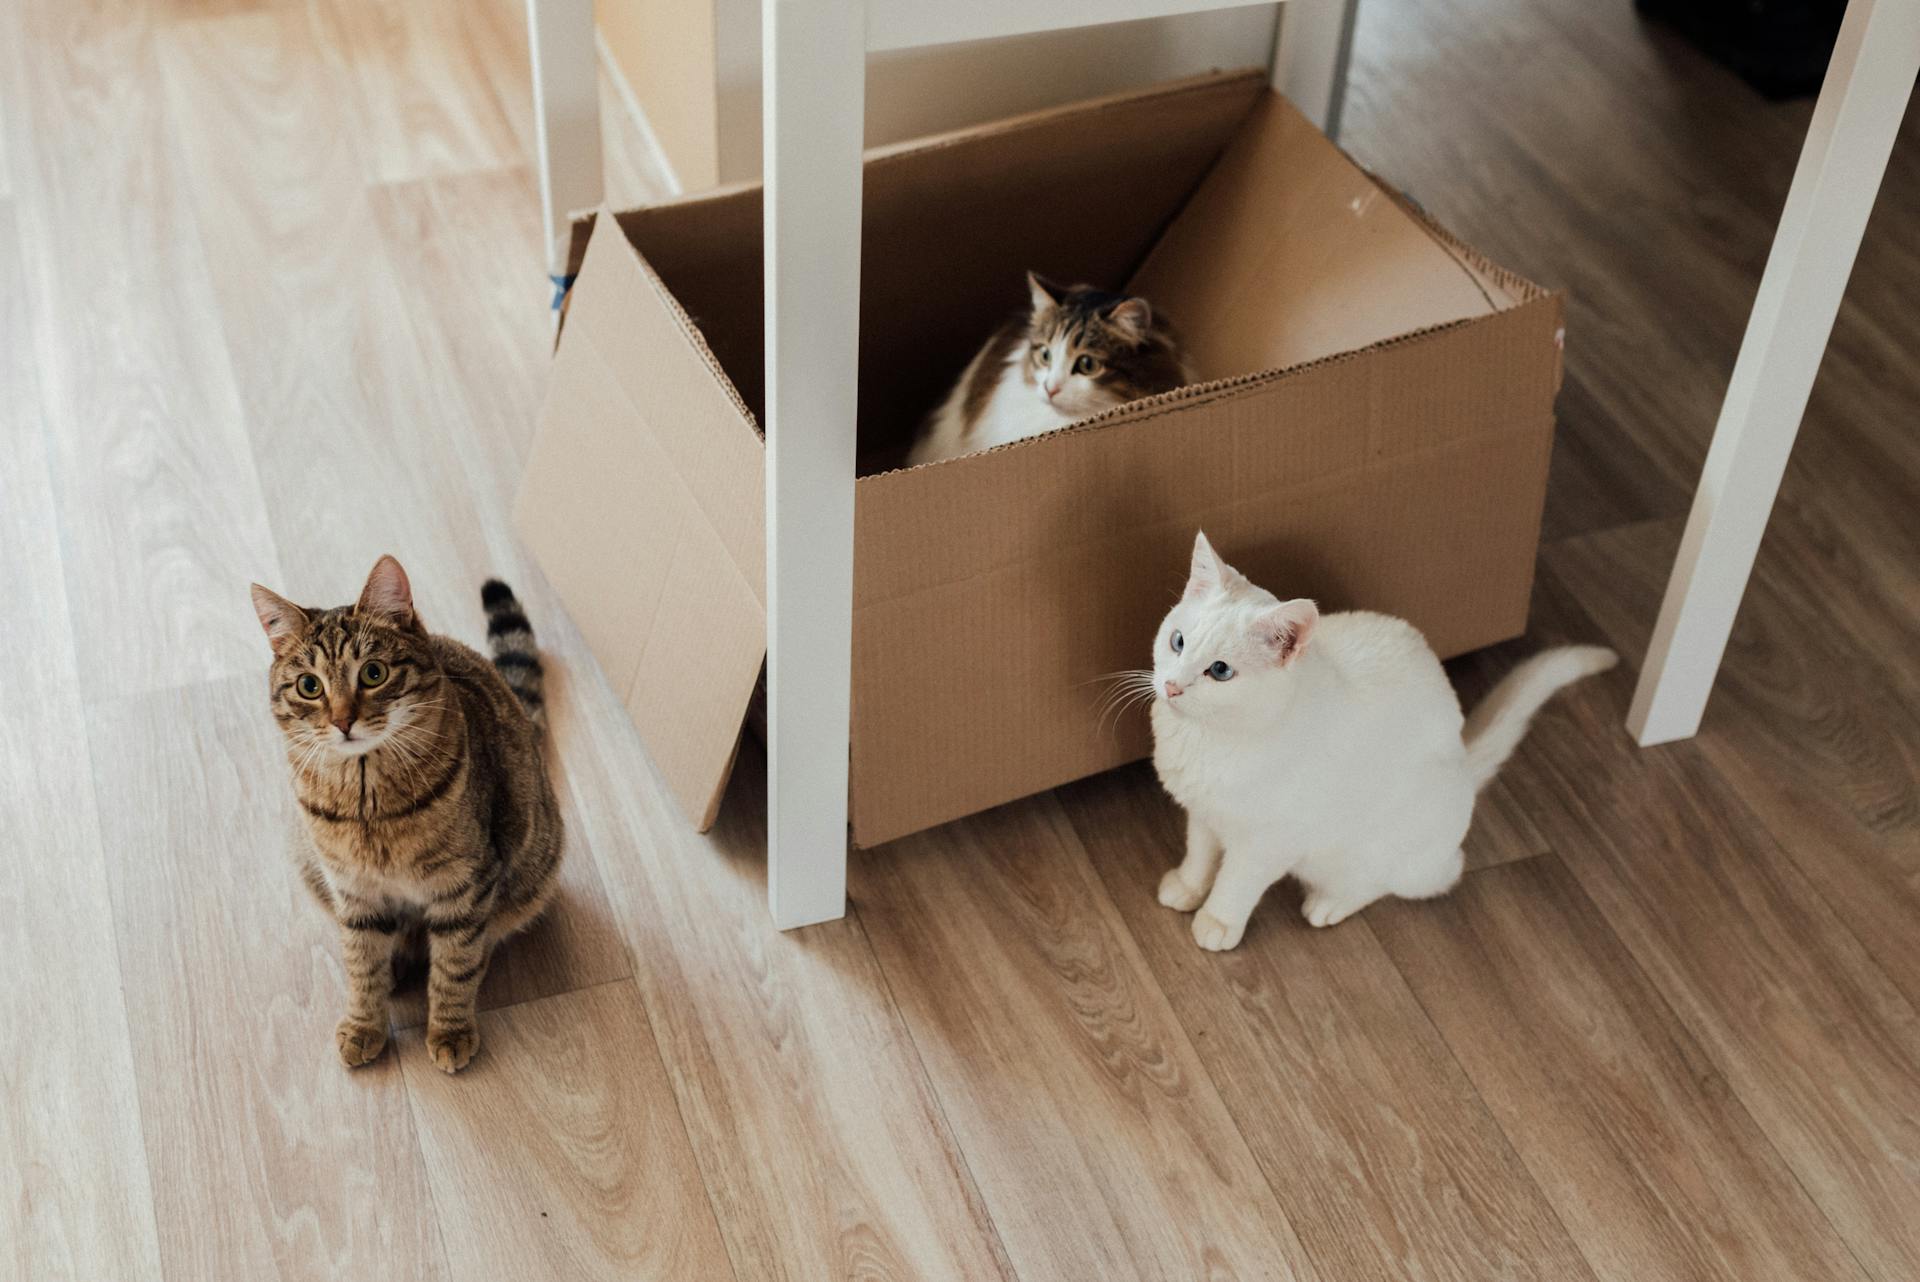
[5,1,1919,1279]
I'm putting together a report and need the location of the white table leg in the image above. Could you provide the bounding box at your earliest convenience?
[762,0,864,928]
[1628,0,1919,746]
[525,0,603,304]
[1272,0,1359,137]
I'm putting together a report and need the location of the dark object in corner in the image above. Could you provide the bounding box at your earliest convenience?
[1635,0,1845,100]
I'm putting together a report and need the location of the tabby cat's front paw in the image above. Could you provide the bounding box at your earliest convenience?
[335,1017,389,1067]
[1158,868,1206,912]
[426,1020,480,1074]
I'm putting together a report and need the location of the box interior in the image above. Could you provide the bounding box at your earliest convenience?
[589,68,1529,471]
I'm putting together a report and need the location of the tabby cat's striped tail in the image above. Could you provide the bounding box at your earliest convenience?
[480,579,546,729]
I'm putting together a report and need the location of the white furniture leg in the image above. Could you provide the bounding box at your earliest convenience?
[525,0,603,303]
[1272,0,1359,137]
[762,0,864,927]
[1628,0,1919,746]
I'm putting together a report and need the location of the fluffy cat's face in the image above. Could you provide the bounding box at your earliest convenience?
[1152,532,1317,726]
[251,556,439,762]
[1023,272,1181,419]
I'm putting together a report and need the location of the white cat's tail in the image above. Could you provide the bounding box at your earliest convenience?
[1461,645,1617,790]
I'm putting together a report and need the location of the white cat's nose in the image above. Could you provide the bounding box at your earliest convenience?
[1164,679,1183,698]
[1043,380,1060,399]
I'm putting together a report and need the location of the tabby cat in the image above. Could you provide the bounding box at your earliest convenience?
[906,271,1193,465]
[249,556,563,1073]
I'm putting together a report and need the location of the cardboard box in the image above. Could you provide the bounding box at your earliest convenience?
[515,70,1564,847]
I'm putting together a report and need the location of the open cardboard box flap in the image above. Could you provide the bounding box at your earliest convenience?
[1130,92,1532,377]
[518,208,767,831]
[518,70,1564,841]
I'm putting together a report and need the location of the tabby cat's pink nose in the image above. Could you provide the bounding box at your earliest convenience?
[332,715,353,736]
[1164,680,1183,698]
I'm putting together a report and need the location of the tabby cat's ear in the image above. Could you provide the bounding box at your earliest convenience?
[356,554,416,626]
[1027,271,1063,315]
[1105,297,1152,344]
[250,584,311,657]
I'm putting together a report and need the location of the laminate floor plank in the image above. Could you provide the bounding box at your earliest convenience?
[311,0,525,185]
[1058,767,1593,1282]
[1476,570,1920,1281]
[7,0,281,703]
[0,205,74,727]
[365,168,554,493]
[1534,373,1693,544]
[1349,0,1920,670]
[1547,519,1920,1014]
[87,676,451,1282]
[1347,18,1920,1267]
[0,205,166,1282]
[399,981,735,1282]
[1,708,169,1282]
[158,8,502,610]
[1770,480,1920,706]
[855,795,1321,1282]
[548,675,1015,1282]
[0,22,12,200]
[1371,856,1866,1282]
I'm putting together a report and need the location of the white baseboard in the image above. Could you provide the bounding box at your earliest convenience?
[595,31,684,197]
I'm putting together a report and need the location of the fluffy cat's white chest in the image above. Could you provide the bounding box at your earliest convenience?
[1151,704,1308,841]
[967,361,1074,450]
[910,349,1076,464]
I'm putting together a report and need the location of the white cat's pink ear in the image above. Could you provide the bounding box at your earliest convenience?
[250,583,310,657]
[1256,599,1319,667]
[1185,531,1239,599]
[1106,297,1151,343]
[357,554,415,624]
[1027,271,1062,315]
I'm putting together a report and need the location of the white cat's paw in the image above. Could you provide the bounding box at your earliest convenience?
[1158,869,1206,912]
[1192,910,1245,952]
[1301,892,1363,929]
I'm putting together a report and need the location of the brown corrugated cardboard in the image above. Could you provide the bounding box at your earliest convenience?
[1129,92,1527,379]
[516,205,767,829]
[516,70,1565,846]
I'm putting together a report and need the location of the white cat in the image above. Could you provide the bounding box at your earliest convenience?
[1148,531,1616,950]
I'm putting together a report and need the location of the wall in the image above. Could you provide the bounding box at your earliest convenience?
[596,0,721,189]
[600,3,1281,192]
[719,7,1281,184]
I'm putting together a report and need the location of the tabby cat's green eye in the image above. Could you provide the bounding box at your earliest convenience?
[359,660,389,689]
[1035,346,1050,364]
[295,674,323,699]
[1074,355,1099,375]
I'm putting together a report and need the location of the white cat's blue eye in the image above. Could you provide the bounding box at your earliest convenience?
[1170,629,1184,654]
[1207,661,1234,681]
